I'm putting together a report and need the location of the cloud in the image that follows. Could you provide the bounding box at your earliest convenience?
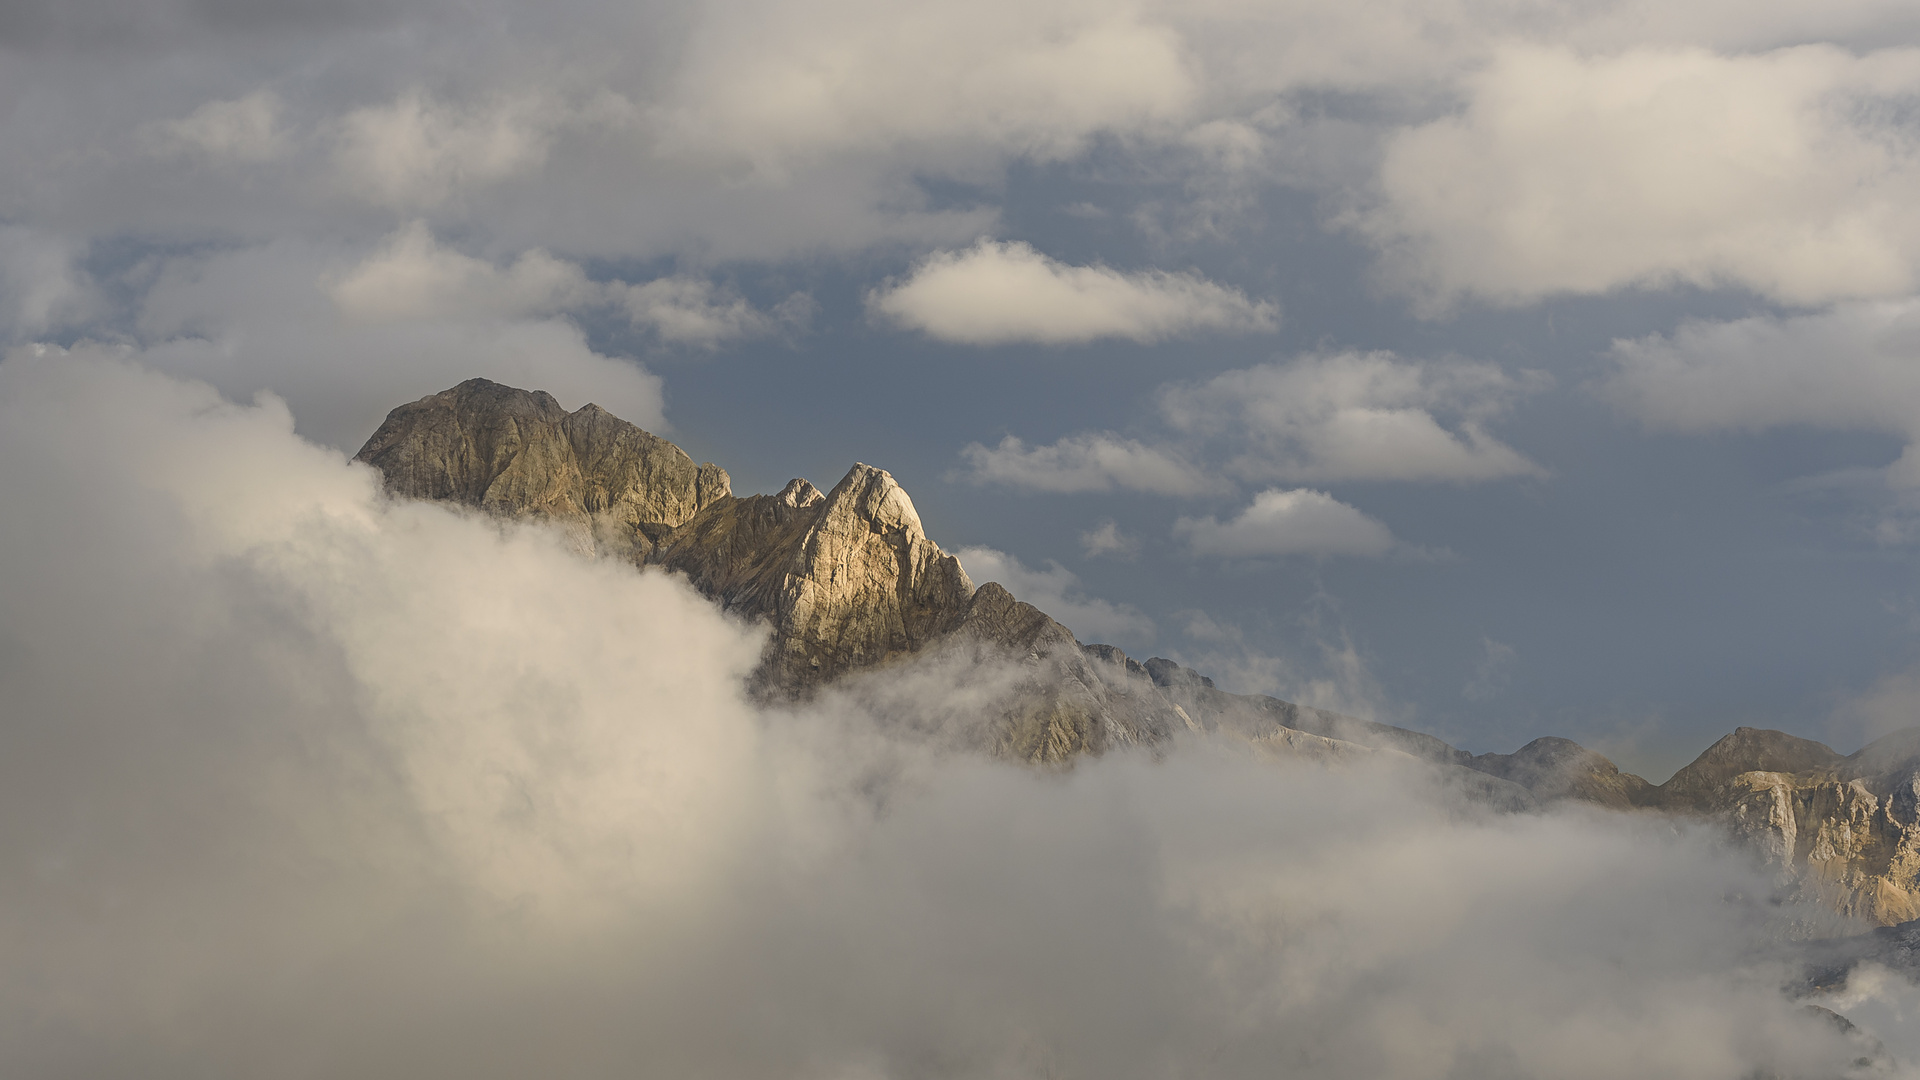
[869,239,1277,345]
[130,238,668,450]
[1361,44,1920,309]
[153,91,291,164]
[0,355,1905,1078]
[1463,637,1517,702]
[1079,520,1139,559]
[1177,609,1398,724]
[329,221,597,322]
[962,352,1540,500]
[332,90,560,209]
[330,223,808,349]
[1605,298,1920,484]
[954,545,1154,647]
[1176,488,1397,559]
[663,7,1199,167]
[616,275,813,347]
[957,432,1219,495]
[1162,351,1545,484]
[0,226,99,340]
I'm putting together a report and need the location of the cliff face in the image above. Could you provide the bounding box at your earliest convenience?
[1651,728,1920,926]
[354,378,730,562]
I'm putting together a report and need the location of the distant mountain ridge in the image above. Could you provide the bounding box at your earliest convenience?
[356,378,1920,927]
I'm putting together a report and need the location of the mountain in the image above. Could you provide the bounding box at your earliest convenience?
[355,379,1920,927]
[1647,727,1920,926]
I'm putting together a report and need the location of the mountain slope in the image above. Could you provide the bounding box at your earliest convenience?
[354,378,1920,926]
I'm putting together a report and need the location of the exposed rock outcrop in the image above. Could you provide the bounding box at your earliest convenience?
[1650,728,1920,926]
[354,378,730,561]
[654,465,975,692]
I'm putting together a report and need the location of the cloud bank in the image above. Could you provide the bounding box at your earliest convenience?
[0,356,1905,1078]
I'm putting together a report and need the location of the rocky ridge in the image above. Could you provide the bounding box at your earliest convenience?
[356,379,1920,927]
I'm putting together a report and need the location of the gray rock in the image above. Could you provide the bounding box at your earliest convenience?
[354,378,730,561]
[1468,737,1654,809]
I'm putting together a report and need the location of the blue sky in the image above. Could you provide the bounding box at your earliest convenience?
[7,0,1920,776]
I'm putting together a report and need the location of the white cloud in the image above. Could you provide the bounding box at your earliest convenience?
[617,275,812,347]
[1362,44,1920,309]
[664,6,1199,168]
[1162,352,1545,484]
[157,91,291,164]
[869,239,1277,345]
[331,224,809,349]
[957,432,1218,495]
[953,545,1154,647]
[1605,298,1920,484]
[132,239,667,450]
[1176,488,1396,559]
[329,221,597,322]
[1079,520,1139,559]
[332,90,558,209]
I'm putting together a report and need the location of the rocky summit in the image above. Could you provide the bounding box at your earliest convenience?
[357,378,1920,927]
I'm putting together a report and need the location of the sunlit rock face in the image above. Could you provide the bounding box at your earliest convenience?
[1652,727,1920,926]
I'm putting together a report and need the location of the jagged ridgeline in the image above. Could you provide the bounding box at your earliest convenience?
[357,379,1920,929]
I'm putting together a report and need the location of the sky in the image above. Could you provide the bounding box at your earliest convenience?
[9,6,1920,1073]
[6,0,1920,779]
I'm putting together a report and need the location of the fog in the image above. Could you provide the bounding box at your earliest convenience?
[0,353,1911,1078]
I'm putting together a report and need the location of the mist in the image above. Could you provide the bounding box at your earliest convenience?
[0,353,1910,1078]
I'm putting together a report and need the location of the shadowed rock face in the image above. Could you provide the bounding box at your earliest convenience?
[354,378,730,561]
[1653,727,1846,810]
[1469,737,1653,809]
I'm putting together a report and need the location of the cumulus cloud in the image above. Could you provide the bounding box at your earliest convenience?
[153,91,291,164]
[1162,351,1546,484]
[1363,44,1920,309]
[1176,487,1398,558]
[330,223,808,349]
[954,545,1154,647]
[0,356,1908,1078]
[869,239,1277,345]
[957,432,1220,494]
[962,352,1540,498]
[1605,298,1920,484]
[617,275,813,347]
[128,238,667,450]
[0,226,99,340]
[329,221,598,321]
[332,90,560,209]
[1080,519,1139,559]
